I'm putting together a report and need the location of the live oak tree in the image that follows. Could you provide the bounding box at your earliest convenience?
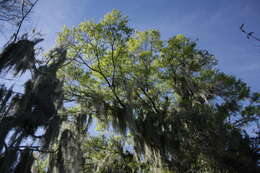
[0,9,259,173]
[55,10,259,173]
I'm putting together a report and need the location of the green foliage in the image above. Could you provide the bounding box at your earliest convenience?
[0,9,259,173]
[55,10,259,173]
[82,135,141,173]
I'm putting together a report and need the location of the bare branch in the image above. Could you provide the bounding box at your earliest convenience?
[240,24,260,42]
[13,0,39,42]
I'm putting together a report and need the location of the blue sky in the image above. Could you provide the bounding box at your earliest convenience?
[1,0,260,92]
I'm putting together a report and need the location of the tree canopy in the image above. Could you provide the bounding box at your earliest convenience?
[0,9,259,173]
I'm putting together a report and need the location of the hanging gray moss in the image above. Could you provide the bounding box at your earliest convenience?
[0,85,14,115]
[0,38,43,75]
[0,45,66,173]
[48,130,83,173]
[13,148,34,173]
[0,148,18,173]
[47,114,88,173]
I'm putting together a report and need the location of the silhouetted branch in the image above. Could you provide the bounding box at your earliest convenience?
[17,146,57,153]
[240,24,260,42]
[13,0,39,42]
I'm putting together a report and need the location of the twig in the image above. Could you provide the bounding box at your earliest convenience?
[13,0,39,42]
[240,24,260,42]
[17,145,58,153]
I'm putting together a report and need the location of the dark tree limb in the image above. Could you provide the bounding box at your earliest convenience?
[13,0,39,42]
[240,24,260,42]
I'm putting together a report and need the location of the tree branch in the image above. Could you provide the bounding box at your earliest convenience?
[13,0,39,42]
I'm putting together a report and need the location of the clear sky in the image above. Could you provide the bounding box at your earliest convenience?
[1,0,260,92]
